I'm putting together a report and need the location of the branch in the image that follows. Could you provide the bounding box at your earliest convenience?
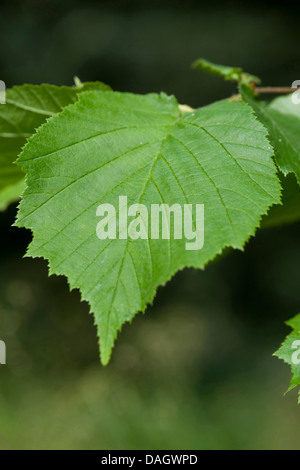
[254,87,300,94]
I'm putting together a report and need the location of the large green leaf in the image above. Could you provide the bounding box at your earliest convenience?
[275,314,300,404]
[16,91,281,364]
[0,82,110,210]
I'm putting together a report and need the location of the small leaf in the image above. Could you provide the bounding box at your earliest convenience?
[193,58,261,85]
[275,314,300,404]
[16,91,281,364]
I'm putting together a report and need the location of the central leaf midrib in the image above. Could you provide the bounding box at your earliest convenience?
[102,119,180,355]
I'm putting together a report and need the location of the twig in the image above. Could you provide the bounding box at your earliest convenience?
[254,87,300,94]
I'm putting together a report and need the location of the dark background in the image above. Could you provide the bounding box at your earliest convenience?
[0,0,299,450]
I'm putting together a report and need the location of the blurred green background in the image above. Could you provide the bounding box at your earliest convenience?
[0,0,300,450]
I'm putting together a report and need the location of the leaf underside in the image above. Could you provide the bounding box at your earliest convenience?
[241,85,300,182]
[241,85,300,232]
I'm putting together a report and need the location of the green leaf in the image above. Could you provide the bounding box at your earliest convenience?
[15,91,281,364]
[0,82,110,210]
[261,173,300,229]
[0,179,26,212]
[241,85,300,183]
[275,314,300,404]
[192,58,261,85]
